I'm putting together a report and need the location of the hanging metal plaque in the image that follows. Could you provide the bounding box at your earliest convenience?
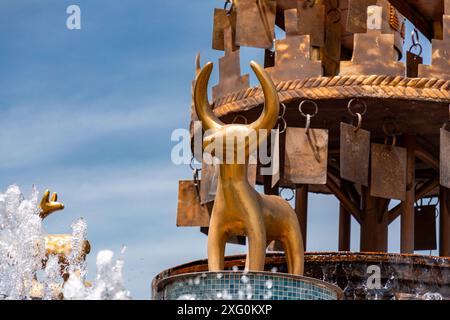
[212,8,237,51]
[297,0,325,47]
[406,51,423,78]
[340,122,371,186]
[284,127,329,185]
[200,159,219,204]
[370,143,407,200]
[346,0,377,33]
[177,180,211,227]
[414,205,437,251]
[235,0,276,49]
[440,128,450,188]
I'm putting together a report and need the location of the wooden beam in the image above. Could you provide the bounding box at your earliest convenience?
[360,187,389,252]
[415,146,439,171]
[326,174,362,224]
[295,184,308,249]
[388,176,440,223]
[339,205,351,251]
[388,0,434,40]
[440,186,450,257]
[401,134,416,254]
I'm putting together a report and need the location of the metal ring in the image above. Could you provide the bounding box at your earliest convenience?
[409,43,423,57]
[299,100,319,118]
[382,119,399,137]
[190,156,202,172]
[347,98,367,117]
[327,8,341,24]
[280,188,295,202]
[232,114,248,124]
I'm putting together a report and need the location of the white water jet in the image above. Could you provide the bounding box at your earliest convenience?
[0,185,131,300]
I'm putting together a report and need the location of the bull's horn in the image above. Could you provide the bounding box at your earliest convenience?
[248,61,279,132]
[194,62,224,131]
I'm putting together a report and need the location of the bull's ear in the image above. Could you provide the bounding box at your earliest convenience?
[247,61,279,132]
[194,62,224,131]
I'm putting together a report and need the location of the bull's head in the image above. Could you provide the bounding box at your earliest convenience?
[194,61,279,164]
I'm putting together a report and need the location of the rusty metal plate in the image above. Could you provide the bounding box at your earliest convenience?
[212,27,249,100]
[284,127,329,185]
[272,129,280,188]
[406,51,423,78]
[212,8,237,51]
[177,180,210,227]
[200,160,219,204]
[266,6,322,82]
[414,205,437,251]
[340,122,371,186]
[235,0,276,49]
[297,0,325,47]
[370,143,407,200]
[440,128,450,188]
[346,0,377,33]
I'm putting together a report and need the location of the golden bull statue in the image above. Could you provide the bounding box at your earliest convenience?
[194,61,304,275]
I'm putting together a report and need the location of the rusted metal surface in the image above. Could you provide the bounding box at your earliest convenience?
[284,127,329,185]
[406,51,423,78]
[340,122,370,186]
[177,180,211,227]
[212,8,237,51]
[322,0,342,76]
[235,0,277,49]
[440,186,450,257]
[340,30,405,76]
[414,205,437,251]
[212,27,249,100]
[297,0,325,47]
[346,0,377,33]
[266,9,323,82]
[419,15,450,80]
[370,143,407,200]
[440,128,450,188]
[200,160,218,204]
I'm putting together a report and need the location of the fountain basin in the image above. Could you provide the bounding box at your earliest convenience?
[153,271,343,300]
[153,252,450,300]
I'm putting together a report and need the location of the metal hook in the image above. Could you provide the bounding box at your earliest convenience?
[348,99,366,133]
[224,0,235,15]
[409,29,423,56]
[278,103,287,134]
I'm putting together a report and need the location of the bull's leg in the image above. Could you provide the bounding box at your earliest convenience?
[240,191,266,271]
[207,218,228,272]
[284,222,304,275]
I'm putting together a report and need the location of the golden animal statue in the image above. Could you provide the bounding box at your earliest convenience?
[194,60,304,275]
[29,190,91,299]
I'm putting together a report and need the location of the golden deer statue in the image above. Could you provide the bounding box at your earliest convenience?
[29,190,91,298]
[194,61,304,275]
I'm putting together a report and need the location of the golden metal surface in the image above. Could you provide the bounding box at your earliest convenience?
[39,190,91,269]
[194,61,304,275]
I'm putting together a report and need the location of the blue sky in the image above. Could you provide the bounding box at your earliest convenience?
[0,1,434,299]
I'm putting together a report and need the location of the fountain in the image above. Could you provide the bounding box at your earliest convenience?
[0,185,131,300]
[161,0,450,300]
